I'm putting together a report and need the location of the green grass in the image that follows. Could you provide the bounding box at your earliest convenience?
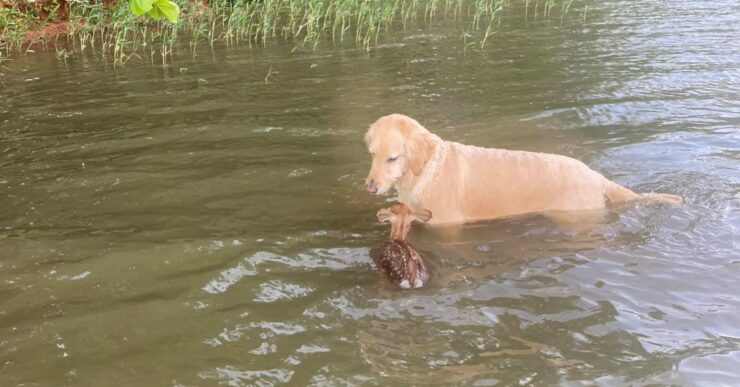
[0,4,35,53]
[1,0,572,65]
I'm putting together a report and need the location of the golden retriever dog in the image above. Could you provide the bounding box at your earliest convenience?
[364,114,682,225]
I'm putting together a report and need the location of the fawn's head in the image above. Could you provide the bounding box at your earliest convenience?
[376,202,432,241]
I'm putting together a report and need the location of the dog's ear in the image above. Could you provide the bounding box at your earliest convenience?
[364,129,372,146]
[376,208,395,223]
[405,132,436,176]
[412,209,432,223]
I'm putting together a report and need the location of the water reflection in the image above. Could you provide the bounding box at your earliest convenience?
[1,0,739,385]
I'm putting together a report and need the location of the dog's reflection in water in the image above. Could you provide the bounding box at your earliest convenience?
[404,209,630,288]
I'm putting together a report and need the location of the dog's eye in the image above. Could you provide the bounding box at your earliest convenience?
[387,156,398,162]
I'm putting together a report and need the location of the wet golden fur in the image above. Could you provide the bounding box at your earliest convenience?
[364,114,682,225]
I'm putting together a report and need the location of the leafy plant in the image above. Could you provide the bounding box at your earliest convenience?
[55,48,71,61]
[130,0,180,23]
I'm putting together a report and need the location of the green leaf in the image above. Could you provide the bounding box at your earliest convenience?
[130,0,155,16]
[149,0,180,23]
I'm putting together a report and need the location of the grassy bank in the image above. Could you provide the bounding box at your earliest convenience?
[1,0,574,65]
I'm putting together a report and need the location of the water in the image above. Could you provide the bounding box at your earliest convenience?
[1,0,739,385]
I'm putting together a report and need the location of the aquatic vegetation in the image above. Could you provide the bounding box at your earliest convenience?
[1,0,573,65]
[55,47,71,60]
[0,51,11,67]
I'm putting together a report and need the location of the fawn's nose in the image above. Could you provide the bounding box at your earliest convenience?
[365,179,378,193]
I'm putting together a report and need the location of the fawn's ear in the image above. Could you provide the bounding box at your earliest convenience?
[412,209,432,223]
[376,208,395,223]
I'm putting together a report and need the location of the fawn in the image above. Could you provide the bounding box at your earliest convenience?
[375,202,432,289]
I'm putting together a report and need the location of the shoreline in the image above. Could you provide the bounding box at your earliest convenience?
[1,0,572,64]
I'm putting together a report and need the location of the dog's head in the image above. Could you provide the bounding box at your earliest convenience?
[364,114,437,195]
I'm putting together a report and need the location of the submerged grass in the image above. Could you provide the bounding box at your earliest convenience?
[1,0,572,65]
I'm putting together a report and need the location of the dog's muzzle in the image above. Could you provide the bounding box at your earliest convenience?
[365,179,378,194]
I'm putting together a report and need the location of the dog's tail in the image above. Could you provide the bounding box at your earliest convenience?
[605,181,683,205]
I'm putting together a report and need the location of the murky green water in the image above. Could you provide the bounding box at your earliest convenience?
[2,0,739,385]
